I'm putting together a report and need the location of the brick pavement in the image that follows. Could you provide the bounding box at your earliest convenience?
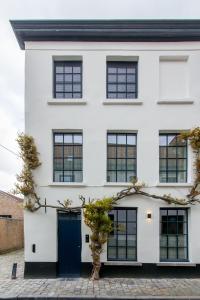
[1,250,200,298]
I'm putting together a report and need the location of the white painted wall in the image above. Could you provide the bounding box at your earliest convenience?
[24,41,200,264]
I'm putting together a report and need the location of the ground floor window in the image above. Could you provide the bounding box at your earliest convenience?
[160,208,188,261]
[107,208,137,261]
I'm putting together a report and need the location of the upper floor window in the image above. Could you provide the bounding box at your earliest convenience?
[107,133,137,182]
[159,133,187,183]
[54,61,82,99]
[107,62,138,99]
[53,132,83,182]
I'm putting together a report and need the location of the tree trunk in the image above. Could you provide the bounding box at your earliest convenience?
[91,250,101,280]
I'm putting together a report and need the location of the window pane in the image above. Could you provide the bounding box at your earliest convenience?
[168,248,177,260]
[117,171,126,182]
[168,236,177,247]
[127,223,137,235]
[56,84,64,92]
[178,159,187,170]
[64,158,73,170]
[117,84,126,92]
[63,171,73,182]
[118,67,126,74]
[118,235,126,246]
[127,247,136,260]
[108,146,116,158]
[108,236,117,246]
[178,171,187,183]
[117,146,126,158]
[127,235,136,247]
[108,159,116,170]
[54,159,63,171]
[178,235,187,247]
[56,66,64,73]
[118,74,126,83]
[160,248,167,260]
[167,172,177,182]
[65,74,72,82]
[64,145,73,157]
[108,134,117,144]
[159,135,167,146]
[56,74,64,82]
[74,159,82,170]
[65,84,72,92]
[168,135,176,146]
[127,171,136,182]
[54,145,63,157]
[108,247,117,260]
[64,134,73,144]
[54,134,63,144]
[160,147,167,158]
[108,84,117,92]
[73,74,81,82]
[108,67,117,74]
[117,135,126,144]
[160,172,167,183]
[54,171,63,182]
[178,248,187,260]
[160,159,166,171]
[127,146,136,158]
[74,146,82,157]
[118,210,126,221]
[127,210,136,222]
[73,84,81,92]
[127,159,136,171]
[127,84,135,92]
[168,159,176,170]
[118,247,126,260]
[117,159,126,171]
[74,134,82,144]
[74,171,82,182]
[107,171,116,182]
[127,135,136,145]
[168,147,176,158]
[108,74,117,82]
[127,74,135,83]
[177,147,187,158]
[160,235,167,247]
[65,66,72,73]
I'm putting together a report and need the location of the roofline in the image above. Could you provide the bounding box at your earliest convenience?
[10,19,200,50]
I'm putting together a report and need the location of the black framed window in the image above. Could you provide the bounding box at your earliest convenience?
[108,208,137,261]
[160,208,188,261]
[53,132,83,182]
[107,133,137,182]
[159,133,187,183]
[107,62,138,99]
[54,61,82,99]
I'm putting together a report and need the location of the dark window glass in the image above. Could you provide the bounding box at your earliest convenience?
[107,62,138,99]
[160,209,188,261]
[53,133,83,182]
[108,208,137,261]
[107,133,137,182]
[159,133,187,183]
[54,61,82,99]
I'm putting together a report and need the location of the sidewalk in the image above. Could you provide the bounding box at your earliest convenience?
[1,250,200,299]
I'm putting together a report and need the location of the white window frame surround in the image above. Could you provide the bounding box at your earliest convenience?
[158,55,194,105]
[48,56,87,105]
[103,56,143,105]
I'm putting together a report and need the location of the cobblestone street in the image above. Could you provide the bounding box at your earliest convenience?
[1,250,200,298]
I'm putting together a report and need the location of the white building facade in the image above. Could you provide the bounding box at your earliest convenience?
[11,20,200,278]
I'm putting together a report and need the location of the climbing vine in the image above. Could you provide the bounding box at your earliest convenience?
[14,127,200,280]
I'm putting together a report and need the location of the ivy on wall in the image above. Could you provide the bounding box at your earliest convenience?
[14,128,200,279]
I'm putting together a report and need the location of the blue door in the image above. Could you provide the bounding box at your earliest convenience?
[58,212,81,277]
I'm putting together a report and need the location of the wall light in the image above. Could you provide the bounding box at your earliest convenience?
[146,211,152,223]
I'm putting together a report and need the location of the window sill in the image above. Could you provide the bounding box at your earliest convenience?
[104,261,142,266]
[103,99,143,105]
[157,99,194,105]
[104,182,132,187]
[48,182,87,187]
[157,262,196,267]
[47,99,87,105]
[156,183,193,187]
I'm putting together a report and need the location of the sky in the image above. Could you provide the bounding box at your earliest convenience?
[0,0,200,193]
